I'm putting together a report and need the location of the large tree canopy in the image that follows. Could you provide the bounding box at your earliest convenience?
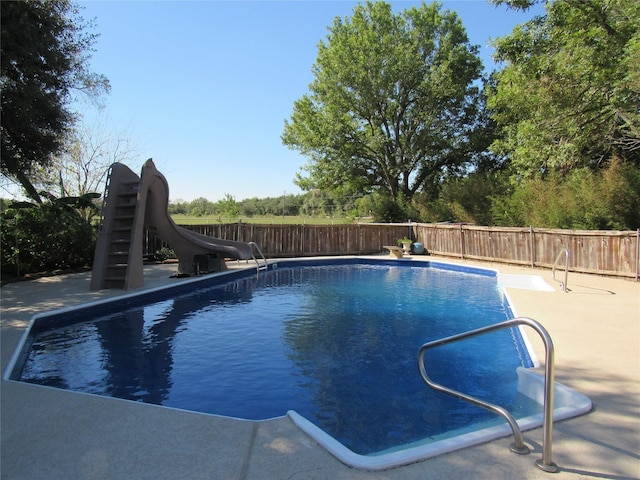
[0,0,109,202]
[282,1,484,220]
[487,0,640,176]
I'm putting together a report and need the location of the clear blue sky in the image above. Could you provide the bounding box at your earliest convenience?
[78,0,544,203]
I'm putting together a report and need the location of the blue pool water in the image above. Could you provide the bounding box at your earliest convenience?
[14,259,538,456]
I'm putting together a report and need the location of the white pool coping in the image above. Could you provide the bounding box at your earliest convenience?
[288,368,592,471]
[497,273,557,292]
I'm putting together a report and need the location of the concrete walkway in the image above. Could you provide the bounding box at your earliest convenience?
[1,258,638,480]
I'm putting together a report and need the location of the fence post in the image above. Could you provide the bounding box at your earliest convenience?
[460,224,465,260]
[636,228,640,282]
[530,226,535,268]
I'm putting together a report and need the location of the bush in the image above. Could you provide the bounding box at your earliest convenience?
[367,192,418,222]
[491,160,640,229]
[1,201,96,278]
[155,247,176,261]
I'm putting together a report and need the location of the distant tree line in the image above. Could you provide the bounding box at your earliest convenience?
[168,157,639,231]
[168,190,365,220]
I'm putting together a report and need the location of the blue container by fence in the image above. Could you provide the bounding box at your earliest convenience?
[412,242,425,254]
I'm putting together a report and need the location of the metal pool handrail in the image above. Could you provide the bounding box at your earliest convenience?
[417,317,559,473]
[248,241,268,273]
[552,248,570,292]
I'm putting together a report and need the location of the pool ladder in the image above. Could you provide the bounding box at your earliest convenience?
[552,248,570,292]
[418,317,558,473]
[248,242,268,273]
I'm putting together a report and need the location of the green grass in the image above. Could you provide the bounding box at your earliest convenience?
[170,214,358,225]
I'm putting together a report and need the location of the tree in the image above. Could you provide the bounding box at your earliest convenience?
[189,197,215,217]
[1,0,109,202]
[168,199,189,216]
[487,0,640,177]
[53,116,138,198]
[33,114,140,221]
[215,194,240,221]
[487,158,640,229]
[282,1,484,221]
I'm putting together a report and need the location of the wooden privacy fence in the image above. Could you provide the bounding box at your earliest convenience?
[143,223,639,279]
[143,223,413,258]
[415,224,638,279]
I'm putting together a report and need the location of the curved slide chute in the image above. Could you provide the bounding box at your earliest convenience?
[91,159,253,290]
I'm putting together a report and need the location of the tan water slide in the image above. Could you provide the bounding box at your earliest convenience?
[90,159,254,290]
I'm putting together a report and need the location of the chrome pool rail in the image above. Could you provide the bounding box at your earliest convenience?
[552,248,570,292]
[417,317,559,473]
[248,241,268,273]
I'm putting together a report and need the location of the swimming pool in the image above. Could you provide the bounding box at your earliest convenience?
[5,257,591,470]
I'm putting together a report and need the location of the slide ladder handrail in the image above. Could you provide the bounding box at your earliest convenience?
[248,242,268,273]
[96,163,115,233]
[417,317,558,473]
[552,248,570,292]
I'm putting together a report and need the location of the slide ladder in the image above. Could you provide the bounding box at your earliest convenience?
[91,159,259,290]
[103,178,140,288]
[91,164,143,290]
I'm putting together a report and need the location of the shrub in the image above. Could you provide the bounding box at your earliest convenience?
[1,201,96,278]
[155,247,176,261]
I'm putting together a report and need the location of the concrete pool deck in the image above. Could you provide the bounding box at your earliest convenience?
[1,256,638,479]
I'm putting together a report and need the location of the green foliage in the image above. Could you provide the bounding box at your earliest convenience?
[155,247,176,262]
[299,189,362,219]
[397,237,412,246]
[214,193,239,220]
[490,0,537,10]
[407,157,639,229]
[0,198,11,212]
[366,192,418,222]
[487,0,640,176]
[282,1,485,215]
[1,199,96,277]
[166,157,639,228]
[188,197,216,217]
[167,199,189,216]
[170,192,352,220]
[300,190,334,217]
[414,170,510,224]
[1,0,110,202]
[490,159,640,229]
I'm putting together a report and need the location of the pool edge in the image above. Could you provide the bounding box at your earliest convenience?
[287,367,593,471]
[5,256,594,472]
